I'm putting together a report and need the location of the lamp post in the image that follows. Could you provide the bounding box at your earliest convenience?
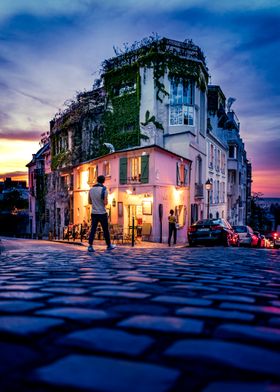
[205,179,212,219]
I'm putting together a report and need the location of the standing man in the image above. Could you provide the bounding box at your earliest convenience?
[168,209,177,247]
[88,175,116,252]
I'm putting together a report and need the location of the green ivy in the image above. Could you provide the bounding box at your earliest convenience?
[141,110,164,131]
[51,151,71,170]
[101,65,141,154]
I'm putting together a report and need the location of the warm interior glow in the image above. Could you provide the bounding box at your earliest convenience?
[80,170,90,190]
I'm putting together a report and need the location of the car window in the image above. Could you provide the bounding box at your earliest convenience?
[233,226,247,233]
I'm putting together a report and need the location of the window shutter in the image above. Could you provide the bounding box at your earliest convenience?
[180,164,184,185]
[176,163,180,186]
[141,155,149,184]
[184,166,188,186]
[119,157,127,184]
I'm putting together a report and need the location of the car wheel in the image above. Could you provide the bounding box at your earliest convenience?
[189,240,196,247]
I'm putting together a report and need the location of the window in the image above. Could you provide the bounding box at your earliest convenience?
[130,157,141,182]
[217,150,221,172]
[119,155,149,185]
[209,144,214,169]
[103,161,110,177]
[177,162,189,186]
[221,153,226,174]
[200,91,205,135]
[229,145,237,159]
[88,165,98,185]
[170,79,194,126]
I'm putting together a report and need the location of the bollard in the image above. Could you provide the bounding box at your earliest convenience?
[132,217,135,247]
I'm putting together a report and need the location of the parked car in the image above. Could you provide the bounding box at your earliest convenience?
[267,232,280,249]
[254,231,265,248]
[188,218,239,247]
[274,232,280,249]
[266,233,276,248]
[232,225,259,247]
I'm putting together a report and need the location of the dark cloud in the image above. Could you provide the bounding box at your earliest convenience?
[13,89,57,108]
[0,130,42,141]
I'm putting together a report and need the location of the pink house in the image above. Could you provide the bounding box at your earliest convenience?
[73,145,191,244]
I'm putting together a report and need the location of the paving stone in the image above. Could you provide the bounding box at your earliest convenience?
[0,300,44,312]
[219,302,280,316]
[109,304,169,315]
[91,285,136,291]
[0,291,50,299]
[94,290,150,299]
[34,354,179,392]
[48,296,105,306]
[269,317,280,327]
[202,381,280,392]
[0,316,64,335]
[0,284,41,290]
[271,301,280,308]
[176,307,254,321]
[120,276,159,283]
[41,287,88,294]
[59,327,154,356]
[36,307,112,321]
[204,294,256,303]
[118,315,204,334]
[165,339,280,376]
[171,284,218,292]
[0,341,38,375]
[152,295,212,306]
[215,323,280,344]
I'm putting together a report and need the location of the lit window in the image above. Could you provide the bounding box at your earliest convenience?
[170,79,194,126]
[103,162,110,177]
[88,165,98,185]
[130,157,141,182]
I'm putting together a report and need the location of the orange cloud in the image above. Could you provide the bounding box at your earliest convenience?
[252,170,280,197]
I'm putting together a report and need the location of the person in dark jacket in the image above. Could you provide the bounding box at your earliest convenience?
[168,209,177,246]
[88,175,116,252]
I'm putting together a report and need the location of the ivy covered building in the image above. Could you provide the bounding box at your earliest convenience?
[32,35,251,240]
[46,37,209,238]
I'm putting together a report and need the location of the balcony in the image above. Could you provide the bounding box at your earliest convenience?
[127,175,141,184]
[194,183,204,199]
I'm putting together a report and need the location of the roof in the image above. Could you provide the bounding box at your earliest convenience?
[75,144,192,168]
[26,143,50,167]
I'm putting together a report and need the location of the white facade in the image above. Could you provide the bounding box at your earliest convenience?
[206,125,228,220]
[139,65,208,224]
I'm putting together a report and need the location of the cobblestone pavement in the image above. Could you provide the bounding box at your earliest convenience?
[0,237,280,392]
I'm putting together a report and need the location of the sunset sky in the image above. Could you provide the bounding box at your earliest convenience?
[0,0,279,197]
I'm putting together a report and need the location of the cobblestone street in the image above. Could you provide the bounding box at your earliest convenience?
[0,237,280,392]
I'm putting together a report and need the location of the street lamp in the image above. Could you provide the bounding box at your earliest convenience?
[205,179,212,219]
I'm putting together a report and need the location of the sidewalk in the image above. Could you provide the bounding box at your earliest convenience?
[51,238,187,249]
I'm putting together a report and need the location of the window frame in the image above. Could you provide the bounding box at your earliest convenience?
[169,79,195,127]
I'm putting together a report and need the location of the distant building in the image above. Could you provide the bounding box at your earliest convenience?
[207,86,228,220]
[207,85,250,225]
[26,142,50,238]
